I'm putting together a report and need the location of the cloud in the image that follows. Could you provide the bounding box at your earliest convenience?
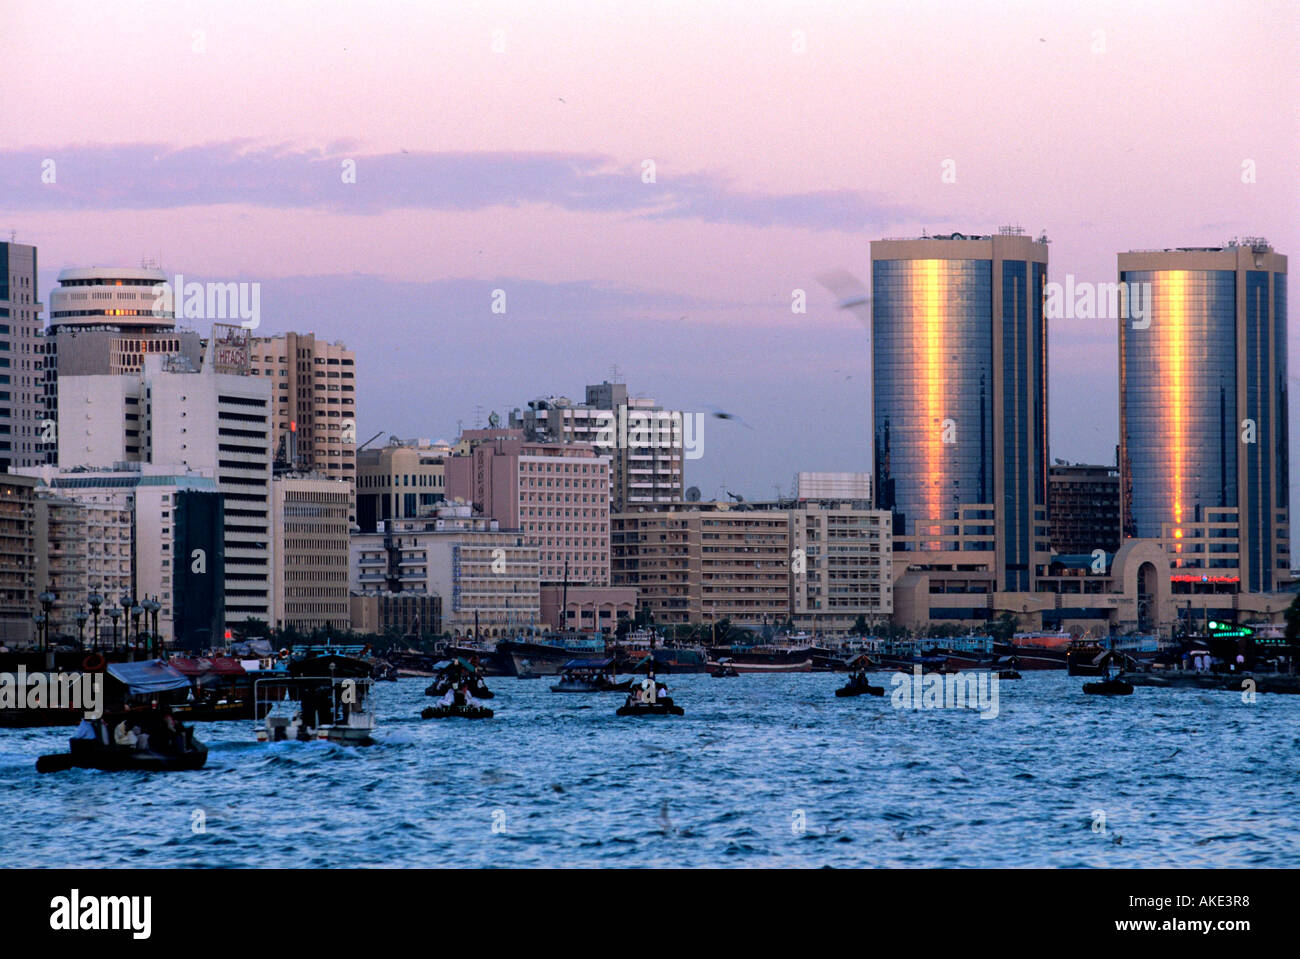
[2,141,922,231]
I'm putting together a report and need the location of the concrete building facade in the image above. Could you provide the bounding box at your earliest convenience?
[511,381,685,510]
[446,428,611,586]
[0,242,47,471]
[350,508,540,638]
[355,438,450,533]
[271,473,351,633]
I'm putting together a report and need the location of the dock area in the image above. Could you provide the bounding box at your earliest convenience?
[1118,670,1300,694]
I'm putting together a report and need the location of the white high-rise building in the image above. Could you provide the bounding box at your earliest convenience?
[56,340,273,626]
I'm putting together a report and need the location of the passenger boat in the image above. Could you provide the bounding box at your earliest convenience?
[425,659,494,699]
[551,659,623,692]
[617,677,682,716]
[835,672,884,697]
[169,655,257,720]
[422,703,494,719]
[0,647,135,728]
[254,675,377,744]
[617,701,685,716]
[708,658,740,678]
[37,708,207,773]
[1083,677,1134,696]
[34,670,205,774]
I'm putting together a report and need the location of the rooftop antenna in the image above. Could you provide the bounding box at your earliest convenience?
[473,405,484,428]
[609,363,622,383]
[7,230,15,243]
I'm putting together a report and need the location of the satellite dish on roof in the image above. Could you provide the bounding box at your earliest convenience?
[686,486,701,502]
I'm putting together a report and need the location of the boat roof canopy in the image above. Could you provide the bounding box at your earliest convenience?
[107,659,192,696]
[170,656,247,677]
[562,658,613,669]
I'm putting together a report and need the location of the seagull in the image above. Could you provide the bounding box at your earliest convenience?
[817,269,872,333]
[703,405,755,430]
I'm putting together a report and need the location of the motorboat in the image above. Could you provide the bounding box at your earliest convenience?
[254,675,377,744]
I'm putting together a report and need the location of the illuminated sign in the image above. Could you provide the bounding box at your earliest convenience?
[1206,621,1253,638]
[1170,575,1239,584]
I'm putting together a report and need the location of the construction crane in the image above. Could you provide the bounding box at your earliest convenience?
[356,428,384,452]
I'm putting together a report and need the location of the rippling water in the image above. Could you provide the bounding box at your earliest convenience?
[2,673,1296,867]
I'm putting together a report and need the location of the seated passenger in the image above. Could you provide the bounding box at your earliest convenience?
[114,719,138,748]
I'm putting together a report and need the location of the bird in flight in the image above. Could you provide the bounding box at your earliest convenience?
[817,269,872,333]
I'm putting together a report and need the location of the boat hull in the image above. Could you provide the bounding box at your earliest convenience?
[616,702,683,717]
[421,704,494,719]
[37,743,208,773]
[835,684,884,697]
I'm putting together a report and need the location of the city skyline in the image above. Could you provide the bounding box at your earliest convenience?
[2,0,1296,507]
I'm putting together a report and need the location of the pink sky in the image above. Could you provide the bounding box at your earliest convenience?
[3,0,1297,499]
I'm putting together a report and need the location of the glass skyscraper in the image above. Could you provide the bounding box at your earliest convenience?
[871,231,1050,592]
[1119,241,1289,593]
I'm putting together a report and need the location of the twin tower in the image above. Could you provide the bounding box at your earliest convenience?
[870,230,1288,596]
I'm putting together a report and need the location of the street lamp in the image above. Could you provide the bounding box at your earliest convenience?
[109,607,121,651]
[88,592,103,651]
[33,612,46,652]
[119,593,133,650]
[75,609,88,651]
[141,598,161,655]
[130,604,143,657]
[37,592,56,651]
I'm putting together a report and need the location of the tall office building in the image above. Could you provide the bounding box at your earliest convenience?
[871,229,1051,592]
[248,333,356,484]
[1119,239,1289,594]
[58,340,273,627]
[0,242,47,471]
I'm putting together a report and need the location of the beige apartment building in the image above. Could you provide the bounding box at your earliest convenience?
[249,332,357,488]
[611,500,893,632]
[271,473,352,633]
[34,494,89,642]
[446,428,610,586]
[355,438,450,533]
[0,474,40,645]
